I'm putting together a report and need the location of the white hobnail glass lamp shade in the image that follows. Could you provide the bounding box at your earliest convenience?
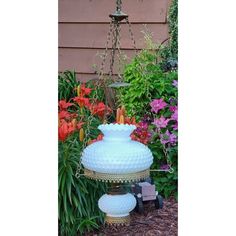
[81,124,153,174]
[98,193,136,217]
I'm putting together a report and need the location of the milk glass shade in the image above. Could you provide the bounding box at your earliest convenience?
[81,124,153,182]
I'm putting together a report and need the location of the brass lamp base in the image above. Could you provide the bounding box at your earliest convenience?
[84,168,150,183]
[105,215,130,226]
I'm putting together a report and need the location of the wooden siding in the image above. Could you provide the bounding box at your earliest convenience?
[59,0,171,81]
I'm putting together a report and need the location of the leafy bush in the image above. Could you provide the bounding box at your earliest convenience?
[117,35,178,199]
[118,48,177,121]
[160,0,178,71]
[58,72,110,235]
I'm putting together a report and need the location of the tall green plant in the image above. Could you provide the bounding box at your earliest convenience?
[58,71,108,235]
[58,70,78,101]
[58,136,107,235]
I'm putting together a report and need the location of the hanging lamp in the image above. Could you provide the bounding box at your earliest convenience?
[81,0,154,226]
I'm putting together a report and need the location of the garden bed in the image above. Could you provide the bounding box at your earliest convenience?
[86,197,177,236]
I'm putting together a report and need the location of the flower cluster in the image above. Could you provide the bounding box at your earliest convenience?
[58,100,77,142]
[150,98,178,146]
[150,98,167,113]
[131,121,152,145]
[58,84,111,142]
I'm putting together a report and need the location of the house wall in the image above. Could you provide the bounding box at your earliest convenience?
[59,0,172,81]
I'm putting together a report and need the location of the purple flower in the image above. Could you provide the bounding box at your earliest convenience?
[169,98,177,104]
[152,116,170,128]
[172,122,178,130]
[150,98,167,114]
[160,130,177,145]
[172,80,178,88]
[169,133,177,144]
[141,115,152,124]
[160,164,170,171]
[171,108,178,121]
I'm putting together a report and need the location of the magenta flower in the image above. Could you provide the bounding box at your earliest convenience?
[150,98,167,114]
[160,130,177,145]
[152,116,170,128]
[169,106,177,112]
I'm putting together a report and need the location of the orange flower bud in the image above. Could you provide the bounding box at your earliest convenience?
[119,115,125,124]
[120,105,126,119]
[79,128,85,142]
[77,85,81,97]
[71,118,77,129]
[116,108,121,123]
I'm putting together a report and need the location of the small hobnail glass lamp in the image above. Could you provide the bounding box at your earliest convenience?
[81,123,153,225]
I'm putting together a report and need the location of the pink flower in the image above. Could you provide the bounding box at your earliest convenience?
[150,99,167,114]
[169,106,177,112]
[152,116,170,128]
[160,130,177,145]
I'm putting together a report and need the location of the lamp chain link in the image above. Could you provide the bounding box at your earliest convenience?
[116,0,122,12]
[125,18,137,53]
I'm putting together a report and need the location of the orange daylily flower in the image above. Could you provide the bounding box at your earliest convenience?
[58,100,73,110]
[89,102,112,118]
[58,120,76,142]
[73,96,90,108]
[59,110,71,119]
[80,84,92,96]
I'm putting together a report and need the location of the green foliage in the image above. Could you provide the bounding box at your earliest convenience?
[154,171,178,199]
[118,49,177,121]
[160,0,178,70]
[151,142,178,199]
[58,138,107,236]
[168,0,178,58]
[58,70,78,101]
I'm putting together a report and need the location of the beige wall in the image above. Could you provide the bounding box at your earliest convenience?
[59,0,172,81]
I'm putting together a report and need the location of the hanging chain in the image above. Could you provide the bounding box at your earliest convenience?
[116,0,122,12]
[99,20,114,78]
[116,23,123,78]
[109,19,119,78]
[125,18,137,54]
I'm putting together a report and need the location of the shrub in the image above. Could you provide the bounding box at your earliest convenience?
[117,33,178,199]
[118,48,177,121]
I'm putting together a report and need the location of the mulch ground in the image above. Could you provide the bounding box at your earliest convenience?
[86,198,177,236]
